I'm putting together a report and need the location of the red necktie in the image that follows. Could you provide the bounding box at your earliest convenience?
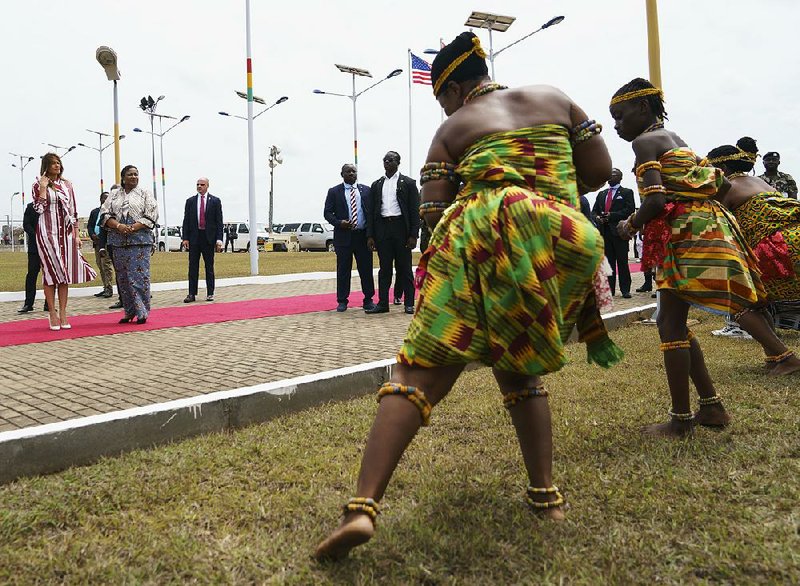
[199,195,206,230]
[604,187,615,213]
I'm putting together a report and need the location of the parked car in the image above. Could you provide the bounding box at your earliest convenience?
[275,222,335,251]
[157,226,184,251]
[226,222,287,252]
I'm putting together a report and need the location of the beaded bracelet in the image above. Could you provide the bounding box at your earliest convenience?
[570,120,602,147]
[635,161,662,177]
[418,201,451,217]
[420,162,460,185]
[639,185,667,197]
[668,410,694,421]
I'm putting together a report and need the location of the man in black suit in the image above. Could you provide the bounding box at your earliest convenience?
[323,163,376,312]
[366,151,420,314]
[591,168,636,298]
[18,202,48,313]
[181,177,224,302]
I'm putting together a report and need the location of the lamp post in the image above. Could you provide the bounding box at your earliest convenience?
[464,11,515,81]
[133,113,190,250]
[9,192,20,252]
[218,94,288,121]
[314,65,403,165]
[138,94,165,201]
[43,143,77,157]
[95,47,121,184]
[268,146,283,235]
[78,130,127,192]
[9,153,35,208]
[492,15,565,73]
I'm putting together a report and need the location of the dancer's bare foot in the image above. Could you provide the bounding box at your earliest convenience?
[641,419,694,438]
[694,403,731,428]
[314,512,375,561]
[768,356,800,376]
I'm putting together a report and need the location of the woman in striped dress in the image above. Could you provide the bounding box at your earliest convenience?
[32,153,96,330]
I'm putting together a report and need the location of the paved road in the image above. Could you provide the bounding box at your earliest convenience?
[0,272,655,433]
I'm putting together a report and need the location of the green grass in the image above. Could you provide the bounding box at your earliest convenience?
[1,317,798,583]
[0,251,422,292]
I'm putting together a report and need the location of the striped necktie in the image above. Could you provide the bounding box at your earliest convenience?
[349,186,358,228]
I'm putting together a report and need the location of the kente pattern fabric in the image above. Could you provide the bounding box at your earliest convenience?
[638,148,766,314]
[732,192,800,300]
[398,125,623,375]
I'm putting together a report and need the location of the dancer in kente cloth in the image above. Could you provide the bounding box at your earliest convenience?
[707,137,800,340]
[609,78,800,440]
[315,32,623,561]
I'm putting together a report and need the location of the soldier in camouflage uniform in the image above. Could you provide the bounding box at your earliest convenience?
[759,151,798,199]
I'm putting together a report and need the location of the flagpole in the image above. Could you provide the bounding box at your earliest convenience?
[407,49,413,177]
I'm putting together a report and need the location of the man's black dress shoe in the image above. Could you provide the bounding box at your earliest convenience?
[365,305,389,314]
[184,295,196,303]
[109,300,123,309]
[363,301,376,311]
[635,285,652,293]
[393,297,402,305]
[622,293,632,299]
[93,291,106,298]
[17,305,33,314]
[336,302,348,312]
[404,306,415,315]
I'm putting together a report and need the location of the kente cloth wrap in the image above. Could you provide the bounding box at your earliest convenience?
[398,125,623,375]
[732,192,800,300]
[638,148,766,314]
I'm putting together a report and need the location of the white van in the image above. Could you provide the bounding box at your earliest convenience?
[226,222,285,252]
[277,222,335,251]
[157,226,184,252]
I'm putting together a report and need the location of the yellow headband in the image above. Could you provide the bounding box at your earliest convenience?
[432,36,487,96]
[609,87,664,106]
[707,147,758,165]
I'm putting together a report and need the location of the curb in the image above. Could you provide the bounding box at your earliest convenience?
[0,303,656,485]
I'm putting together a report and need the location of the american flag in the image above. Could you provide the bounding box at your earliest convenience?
[410,53,432,86]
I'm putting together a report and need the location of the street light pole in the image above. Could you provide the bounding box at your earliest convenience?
[314,65,403,166]
[96,47,122,184]
[9,153,35,208]
[9,192,20,252]
[268,146,283,234]
[133,113,190,251]
[245,0,258,275]
[78,131,126,192]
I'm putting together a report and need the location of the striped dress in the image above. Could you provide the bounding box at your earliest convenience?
[398,126,623,376]
[639,148,766,313]
[32,179,96,286]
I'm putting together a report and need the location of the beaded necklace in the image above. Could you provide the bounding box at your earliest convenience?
[463,82,508,104]
[642,121,665,134]
[726,171,749,180]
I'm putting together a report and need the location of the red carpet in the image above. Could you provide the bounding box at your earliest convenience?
[629,262,642,273]
[0,293,342,348]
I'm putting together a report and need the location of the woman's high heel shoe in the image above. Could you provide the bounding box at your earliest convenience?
[48,315,61,331]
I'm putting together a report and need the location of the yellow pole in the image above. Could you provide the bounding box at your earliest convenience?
[645,0,662,89]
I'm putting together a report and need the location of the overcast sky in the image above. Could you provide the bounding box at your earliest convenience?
[1,0,798,231]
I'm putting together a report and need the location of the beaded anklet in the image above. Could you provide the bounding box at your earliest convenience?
[765,349,795,365]
[698,395,722,406]
[635,161,662,177]
[668,410,694,421]
[377,382,432,426]
[503,385,548,409]
[525,486,565,510]
[660,340,691,352]
[343,497,380,522]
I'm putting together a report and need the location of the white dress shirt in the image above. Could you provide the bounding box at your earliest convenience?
[381,173,402,217]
